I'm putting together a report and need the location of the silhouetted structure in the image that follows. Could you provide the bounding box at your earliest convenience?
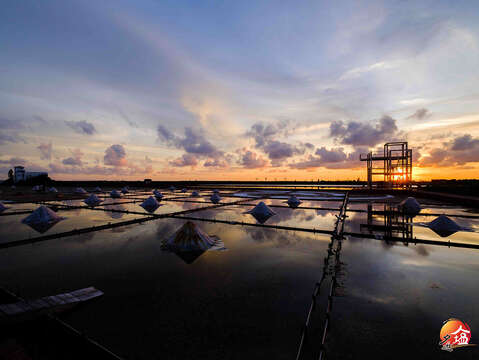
[360,142,412,189]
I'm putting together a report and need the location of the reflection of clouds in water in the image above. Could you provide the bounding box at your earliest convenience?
[244,227,302,248]
[105,204,126,219]
[414,245,429,257]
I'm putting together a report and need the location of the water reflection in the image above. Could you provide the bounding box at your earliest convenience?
[105,204,126,219]
[360,203,414,242]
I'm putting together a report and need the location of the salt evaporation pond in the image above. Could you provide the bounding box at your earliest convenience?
[0,192,478,359]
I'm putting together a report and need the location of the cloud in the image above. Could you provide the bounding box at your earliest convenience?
[62,148,84,166]
[203,157,230,168]
[289,147,366,170]
[65,120,97,135]
[238,149,268,169]
[450,134,479,151]
[315,147,348,163]
[157,125,222,156]
[0,118,24,129]
[245,120,290,148]
[244,121,304,165]
[330,115,399,147]
[104,144,127,166]
[0,132,25,145]
[62,157,83,166]
[289,155,322,169]
[0,157,26,165]
[418,134,479,167]
[169,153,198,167]
[407,108,431,120]
[37,142,52,160]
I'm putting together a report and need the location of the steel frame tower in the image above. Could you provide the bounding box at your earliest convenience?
[360,142,412,189]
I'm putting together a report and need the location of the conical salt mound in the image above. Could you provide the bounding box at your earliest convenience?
[48,187,58,193]
[84,194,102,207]
[110,190,122,198]
[153,190,163,200]
[287,195,302,208]
[181,188,187,193]
[22,206,65,234]
[191,191,200,197]
[213,189,219,194]
[0,202,9,213]
[399,197,421,216]
[246,201,276,224]
[121,187,129,194]
[166,221,217,252]
[94,186,102,192]
[210,193,221,204]
[75,187,86,194]
[169,186,176,191]
[427,215,462,237]
[140,196,160,213]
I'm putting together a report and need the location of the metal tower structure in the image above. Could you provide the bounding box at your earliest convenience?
[360,142,412,189]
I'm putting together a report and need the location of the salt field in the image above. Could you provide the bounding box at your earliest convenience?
[1,186,478,359]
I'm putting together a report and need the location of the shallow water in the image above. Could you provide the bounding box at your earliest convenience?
[0,193,478,359]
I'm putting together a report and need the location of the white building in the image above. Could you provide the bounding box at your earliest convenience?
[14,166,48,183]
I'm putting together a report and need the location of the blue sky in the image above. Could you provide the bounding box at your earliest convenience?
[1,0,479,180]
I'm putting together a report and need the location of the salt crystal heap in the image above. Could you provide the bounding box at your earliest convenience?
[140,196,160,213]
[181,188,187,193]
[121,187,129,194]
[169,186,176,191]
[191,191,200,197]
[153,189,163,200]
[48,187,58,193]
[110,190,122,198]
[163,221,224,263]
[246,201,276,224]
[210,193,221,204]
[94,186,102,192]
[84,194,103,207]
[74,187,86,194]
[0,202,9,213]
[427,215,462,237]
[286,195,302,208]
[165,221,222,251]
[22,206,65,233]
[399,197,421,216]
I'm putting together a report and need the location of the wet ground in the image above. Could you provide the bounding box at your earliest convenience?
[0,187,478,359]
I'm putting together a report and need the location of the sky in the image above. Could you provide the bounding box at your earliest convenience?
[1,0,479,181]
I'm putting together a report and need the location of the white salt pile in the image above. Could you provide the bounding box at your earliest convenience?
[169,186,176,191]
[399,197,421,216]
[48,187,58,193]
[121,187,129,194]
[84,194,103,207]
[94,186,102,192]
[191,191,200,197]
[0,202,9,213]
[210,193,221,204]
[74,187,87,194]
[427,215,462,237]
[140,196,160,213]
[246,201,276,224]
[286,195,302,208]
[165,221,222,252]
[181,188,187,193]
[153,189,163,200]
[110,190,122,198]
[22,206,65,233]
